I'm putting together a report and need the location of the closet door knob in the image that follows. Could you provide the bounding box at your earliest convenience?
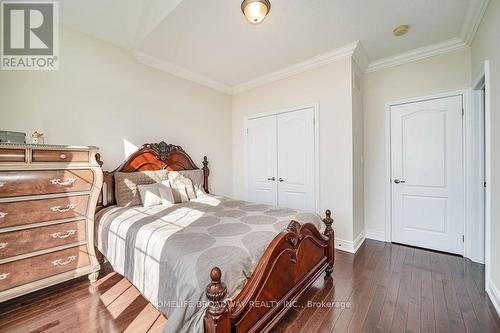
[267,177,276,181]
[278,178,284,182]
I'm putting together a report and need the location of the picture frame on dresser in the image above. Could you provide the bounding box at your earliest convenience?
[0,144,103,302]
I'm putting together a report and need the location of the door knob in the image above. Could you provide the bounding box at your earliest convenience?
[278,178,284,182]
[394,179,406,184]
[267,177,276,181]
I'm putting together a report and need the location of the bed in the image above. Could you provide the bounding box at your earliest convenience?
[95,141,334,333]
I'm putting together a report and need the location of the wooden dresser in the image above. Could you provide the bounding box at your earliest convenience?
[0,144,102,302]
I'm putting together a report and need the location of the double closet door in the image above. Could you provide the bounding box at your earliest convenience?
[246,107,316,211]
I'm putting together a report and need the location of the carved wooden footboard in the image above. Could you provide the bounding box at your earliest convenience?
[204,210,335,333]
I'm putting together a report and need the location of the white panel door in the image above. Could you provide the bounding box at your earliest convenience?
[391,96,464,254]
[247,115,278,206]
[277,108,315,211]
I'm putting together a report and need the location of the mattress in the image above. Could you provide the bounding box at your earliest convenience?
[96,194,324,333]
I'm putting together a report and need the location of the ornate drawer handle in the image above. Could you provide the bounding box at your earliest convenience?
[51,230,76,239]
[52,255,77,266]
[60,153,67,160]
[0,212,7,218]
[0,181,5,187]
[50,204,77,213]
[49,178,77,186]
[0,273,10,280]
[0,242,8,249]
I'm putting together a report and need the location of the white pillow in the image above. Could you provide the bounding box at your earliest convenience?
[157,180,176,206]
[137,182,163,207]
[169,170,206,197]
[168,172,196,201]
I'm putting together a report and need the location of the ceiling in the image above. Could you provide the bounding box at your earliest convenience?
[60,0,488,93]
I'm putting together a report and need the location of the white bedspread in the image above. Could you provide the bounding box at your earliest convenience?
[96,195,324,333]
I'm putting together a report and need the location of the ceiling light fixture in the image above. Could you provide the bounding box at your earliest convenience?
[393,25,409,37]
[241,0,271,24]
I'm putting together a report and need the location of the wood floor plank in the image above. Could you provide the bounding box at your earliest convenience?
[462,259,500,332]
[346,242,388,332]
[282,275,331,333]
[124,303,162,333]
[147,314,167,333]
[431,273,450,332]
[437,254,466,333]
[0,273,124,330]
[332,241,387,332]
[420,250,436,333]
[376,244,405,331]
[312,268,355,332]
[390,247,414,332]
[1,241,498,333]
[405,247,423,333]
[0,275,113,322]
[315,240,381,332]
[446,255,482,333]
[361,284,387,333]
[302,264,356,333]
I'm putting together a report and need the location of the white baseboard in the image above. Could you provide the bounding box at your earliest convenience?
[365,229,386,242]
[487,279,500,317]
[334,238,354,253]
[335,231,365,254]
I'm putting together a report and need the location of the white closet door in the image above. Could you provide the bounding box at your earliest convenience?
[277,108,315,211]
[246,115,278,205]
[391,96,464,254]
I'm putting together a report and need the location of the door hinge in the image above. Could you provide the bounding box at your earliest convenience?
[484,181,487,188]
[462,235,465,242]
[313,117,315,125]
[462,108,465,116]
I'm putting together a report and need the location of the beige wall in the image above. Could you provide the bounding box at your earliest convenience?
[352,60,365,239]
[0,27,233,196]
[232,58,360,244]
[363,49,471,235]
[471,0,500,291]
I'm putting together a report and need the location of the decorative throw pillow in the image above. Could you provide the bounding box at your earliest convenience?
[114,170,169,207]
[169,170,206,198]
[168,172,195,201]
[157,180,176,206]
[137,182,163,207]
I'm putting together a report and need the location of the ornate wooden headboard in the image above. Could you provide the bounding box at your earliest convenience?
[96,141,209,211]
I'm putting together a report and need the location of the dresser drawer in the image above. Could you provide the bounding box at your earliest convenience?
[0,245,90,291]
[0,149,25,163]
[0,195,88,228]
[32,150,89,163]
[0,220,86,260]
[0,169,94,198]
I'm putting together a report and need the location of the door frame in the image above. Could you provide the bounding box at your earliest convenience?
[472,61,491,291]
[384,90,470,256]
[244,103,320,214]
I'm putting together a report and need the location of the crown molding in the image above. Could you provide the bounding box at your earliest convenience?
[352,41,369,72]
[133,42,359,95]
[366,38,469,73]
[232,42,359,94]
[132,51,233,94]
[460,0,490,45]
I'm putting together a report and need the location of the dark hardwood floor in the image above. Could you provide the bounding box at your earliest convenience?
[1,240,498,333]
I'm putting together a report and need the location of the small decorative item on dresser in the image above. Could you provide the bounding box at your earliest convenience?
[31,130,45,144]
[0,143,103,302]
